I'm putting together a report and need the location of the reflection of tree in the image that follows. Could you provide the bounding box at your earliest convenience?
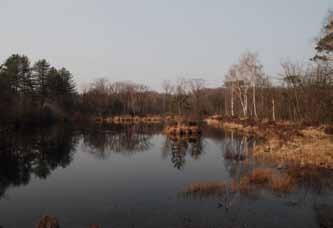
[224,131,247,161]
[0,126,77,199]
[222,131,256,180]
[189,137,203,160]
[171,140,187,170]
[203,126,257,181]
[82,124,162,159]
[162,135,203,170]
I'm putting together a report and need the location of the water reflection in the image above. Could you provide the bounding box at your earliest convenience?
[81,124,162,159]
[0,126,77,199]
[162,135,203,170]
[222,131,257,181]
[0,125,332,228]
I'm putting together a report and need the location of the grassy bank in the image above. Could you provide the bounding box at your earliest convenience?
[205,116,333,171]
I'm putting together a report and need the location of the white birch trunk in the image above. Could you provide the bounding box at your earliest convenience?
[231,85,234,116]
[272,98,276,121]
[253,84,257,119]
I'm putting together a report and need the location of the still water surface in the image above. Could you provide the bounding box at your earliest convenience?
[0,124,332,228]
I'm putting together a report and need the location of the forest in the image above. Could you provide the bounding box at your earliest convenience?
[0,11,332,127]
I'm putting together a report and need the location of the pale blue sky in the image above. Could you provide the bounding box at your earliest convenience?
[0,0,332,90]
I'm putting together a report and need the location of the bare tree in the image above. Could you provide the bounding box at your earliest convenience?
[225,52,265,118]
[162,80,174,114]
[174,78,189,115]
[280,61,305,121]
[188,78,205,118]
[224,80,235,116]
[240,52,265,119]
[225,64,249,117]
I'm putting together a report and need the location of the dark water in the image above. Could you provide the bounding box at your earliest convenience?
[0,125,332,228]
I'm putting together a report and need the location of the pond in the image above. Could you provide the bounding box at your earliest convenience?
[0,124,332,228]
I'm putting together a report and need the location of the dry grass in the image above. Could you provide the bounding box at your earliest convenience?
[164,115,185,122]
[182,180,253,198]
[204,115,223,127]
[301,127,327,138]
[230,177,254,193]
[37,216,59,228]
[270,174,295,193]
[184,182,228,197]
[181,168,296,199]
[164,123,201,136]
[93,115,164,124]
[222,122,244,131]
[254,137,333,170]
[168,134,200,143]
[248,168,273,185]
[247,168,295,193]
[206,116,333,171]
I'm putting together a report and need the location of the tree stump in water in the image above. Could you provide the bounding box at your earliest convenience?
[37,216,59,228]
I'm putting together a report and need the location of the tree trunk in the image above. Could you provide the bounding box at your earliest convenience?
[224,90,228,116]
[253,85,257,119]
[272,98,276,121]
[243,93,248,117]
[231,85,234,116]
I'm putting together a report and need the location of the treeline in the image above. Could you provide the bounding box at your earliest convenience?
[222,53,333,123]
[1,11,332,125]
[0,54,77,125]
[80,65,332,123]
[78,78,223,118]
[79,11,333,123]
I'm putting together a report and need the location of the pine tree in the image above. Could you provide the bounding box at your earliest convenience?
[33,59,50,107]
[314,11,333,62]
[2,54,32,95]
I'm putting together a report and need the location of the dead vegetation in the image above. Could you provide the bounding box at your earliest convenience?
[204,115,223,127]
[94,115,163,124]
[205,116,333,171]
[164,121,202,136]
[248,168,295,193]
[254,129,333,170]
[37,216,59,228]
[190,117,333,197]
[183,181,229,197]
[94,114,190,125]
[37,216,101,228]
[181,168,296,199]
[181,179,252,200]
[270,174,295,193]
[248,168,273,184]
[167,134,201,143]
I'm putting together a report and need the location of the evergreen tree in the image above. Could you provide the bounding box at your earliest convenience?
[58,67,76,95]
[47,67,76,110]
[2,54,32,95]
[314,11,333,62]
[33,59,50,107]
[46,67,59,98]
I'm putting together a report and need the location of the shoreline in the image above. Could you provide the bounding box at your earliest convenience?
[205,116,333,171]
